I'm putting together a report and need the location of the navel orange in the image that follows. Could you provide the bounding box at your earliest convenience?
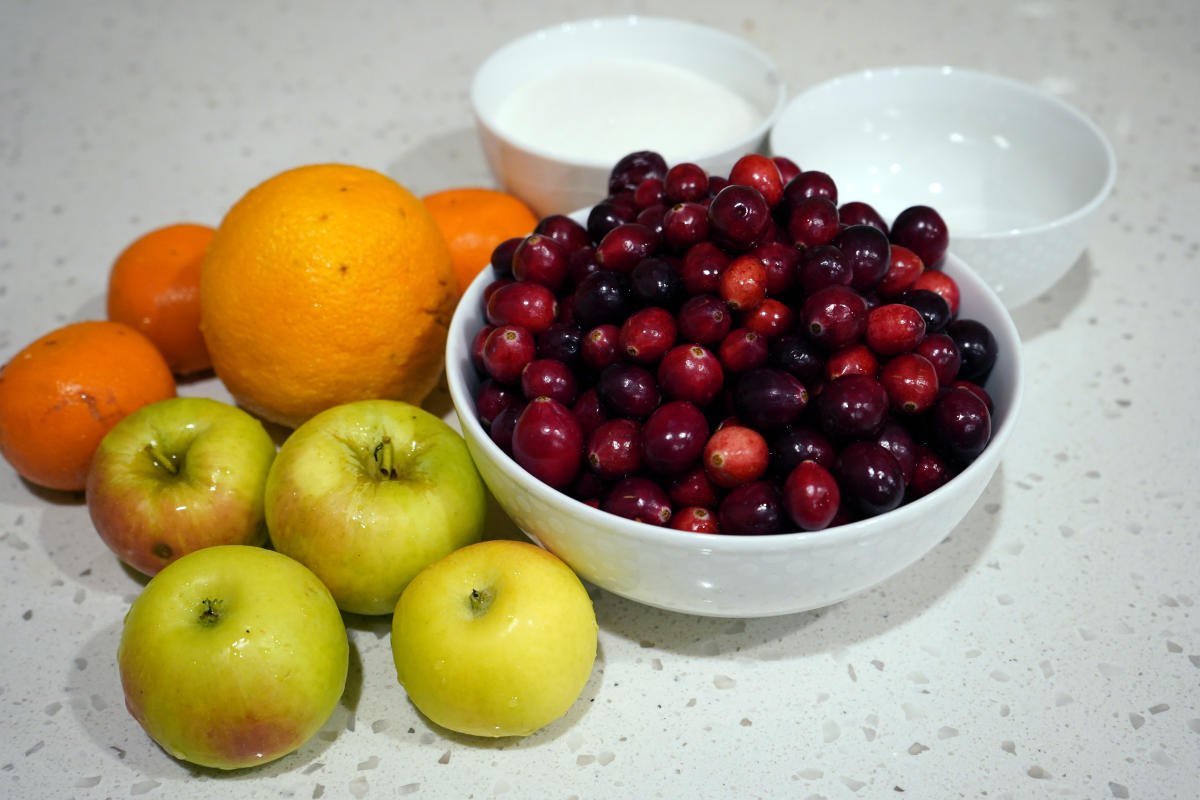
[422,187,538,293]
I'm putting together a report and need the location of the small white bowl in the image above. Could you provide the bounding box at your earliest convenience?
[445,219,1024,618]
[769,66,1117,309]
[471,16,786,217]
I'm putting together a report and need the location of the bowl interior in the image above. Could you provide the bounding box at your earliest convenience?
[768,66,1116,239]
[472,16,786,168]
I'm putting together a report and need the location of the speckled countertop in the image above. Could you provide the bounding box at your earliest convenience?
[2,1,1198,798]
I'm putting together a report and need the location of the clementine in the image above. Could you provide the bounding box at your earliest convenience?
[200,164,458,429]
[0,321,177,492]
[107,222,215,375]
[423,187,538,292]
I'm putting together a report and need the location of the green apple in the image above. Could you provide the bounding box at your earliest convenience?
[118,545,348,770]
[86,396,276,575]
[264,399,486,616]
[391,539,598,737]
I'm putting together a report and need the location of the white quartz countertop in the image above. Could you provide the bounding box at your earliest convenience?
[2,1,1198,798]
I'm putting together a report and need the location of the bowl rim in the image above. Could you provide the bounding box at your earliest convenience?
[768,64,1118,243]
[470,14,788,171]
[446,235,1025,556]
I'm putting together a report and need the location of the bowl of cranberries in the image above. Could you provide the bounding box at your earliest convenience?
[446,150,1024,618]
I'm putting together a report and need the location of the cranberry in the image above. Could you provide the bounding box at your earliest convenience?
[875,420,917,484]
[836,441,906,517]
[718,254,768,311]
[661,201,710,252]
[718,480,785,534]
[741,298,793,340]
[608,150,668,195]
[511,396,583,488]
[718,328,768,374]
[826,343,879,380]
[602,476,672,525]
[930,386,992,461]
[587,199,635,242]
[833,224,891,292]
[634,177,665,209]
[595,222,659,273]
[770,334,825,386]
[865,303,927,355]
[585,417,643,480]
[571,387,608,437]
[875,243,925,298]
[751,240,800,295]
[485,280,557,333]
[786,196,840,248]
[630,257,685,309]
[520,358,579,405]
[511,234,568,290]
[469,324,495,374]
[838,201,889,234]
[489,403,524,454]
[581,323,621,371]
[783,170,838,207]
[797,244,852,293]
[636,204,667,237]
[898,288,953,334]
[772,156,802,185]
[909,443,954,498]
[475,379,520,427]
[657,344,724,406]
[572,269,630,329]
[733,368,808,430]
[769,424,837,475]
[596,362,661,418]
[667,464,722,509]
[879,352,939,414]
[703,424,769,488]
[890,205,949,269]
[490,237,522,278]
[782,460,840,531]
[676,294,732,345]
[816,374,889,440]
[951,379,994,413]
[728,153,785,208]
[642,400,709,475]
[946,319,999,383]
[708,184,772,251]
[914,332,962,386]
[670,506,720,533]
[664,162,709,204]
[911,270,960,316]
[481,324,536,384]
[678,241,729,294]
[619,306,677,364]
[537,322,583,364]
[534,214,591,254]
[801,284,869,350]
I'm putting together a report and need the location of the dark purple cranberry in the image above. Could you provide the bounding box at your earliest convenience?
[797,244,852,293]
[587,199,636,242]
[708,184,772,251]
[832,224,891,292]
[595,223,659,273]
[534,214,591,254]
[838,201,889,234]
[875,420,917,484]
[511,396,583,488]
[678,241,729,295]
[782,460,841,531]
[914,332,962,386]
[769,334,825,386]
[641,400,709,475]
[635,203,668,237]
[836,441,906,517]
[602,476,672,525]
[786,196,840,248]
[571,387,608,437]
[489,403,524,454]
[946,319,998,383]
[751,240,800,295]
[608,151,669,195]
[470,324,494,375]
[890,205,950,269]
[490,237,522,278]
[586,417,643,480]
[596,362,661,418]
[475,379,520,428]
[733,368,809,430]
[815,374,890,440]
[718,480,785,535]
[661,202,710,252]
[930,386,992,462]
[572,269,630,329]
[800,284,869,350]
[657,344,725,406]
[630,257,684,309]
[520,358,579,405]
[566,245,599,287]
[909,443,954,498]
[676,294,732,345]
[782,170,838,206]
[769,424,837,475]
[536,322,583,364]
[897,288,953,334]
[569,469,607,504]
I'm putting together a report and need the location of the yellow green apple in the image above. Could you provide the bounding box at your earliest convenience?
[391,539,598,737]
[117,545,348,770]
[264,399,486,615]
[85,396,276,575]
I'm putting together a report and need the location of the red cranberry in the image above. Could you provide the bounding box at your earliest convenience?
[890,205,949,269]
[667,464,722,508]
[772,156,802,185]
[596,362,661,418]
[783,170,838,206]
[634,177,665,209]
[520,358,579,405]
[876,243,925,298]
[585,417,643,480]
[728,153,785,208]
[664,162,709,204]
[485,280,557,333]
[703,424,769,488]
[635,204,667,237]
[534,214,590,254]
[879,353,939,415]
[914,332,962,386]
[678,241,729,294]
[816,374,889,440]
[571,387,608,437]
[595,223,659,273]
[619,306,677,364]
[602,476,672,525]
[826,343,879,380]
[489,403,524,454]
[481,324,536,385]
[511,234,568,290]
[581,324,621,371]
[838,201,889,234]
[909,443,954,497]
[951,379,994,414]
[708,184,772,251]
[786,196,840,248]
[661,202,710,252]
[718,328,769,374]
[676,294,732,345]
[741,298,793,340]
[782,460,840,531]
[801,284,869,350]
[718,254,768,311]
[657,344,724,406]
[750,240,799,295]
[718,480,784,534]
[865,303,927,355]
[470,323,495,374]
[875,420,917,484]
[670,506,720,533]
[836,441,906,517]
[642,400,709,475]
[511,396,583,488]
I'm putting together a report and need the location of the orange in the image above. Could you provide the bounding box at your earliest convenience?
[107,222,215,375]
[0,321,177,492]
[422,187,538,292]
[200,163,458,429]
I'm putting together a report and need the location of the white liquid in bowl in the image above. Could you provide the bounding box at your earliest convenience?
[493,57,764,164]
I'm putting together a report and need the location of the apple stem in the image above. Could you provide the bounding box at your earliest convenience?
[144,441,179,475]
[469,587,494,617]
[373,437,398,480]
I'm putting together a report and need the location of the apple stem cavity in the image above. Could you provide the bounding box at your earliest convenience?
[144,441,180,475]
[469,587,495,618]
[199,597,223,626]
[373,436,399,481]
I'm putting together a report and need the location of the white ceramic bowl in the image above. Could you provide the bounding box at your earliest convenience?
[471,16,786,217]
[446,221,1024,619]
[769,66,1117,309]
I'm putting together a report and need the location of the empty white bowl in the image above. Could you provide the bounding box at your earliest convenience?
[471,16,786,217]
[445,214,1024,618]
[769,65,1117,309]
